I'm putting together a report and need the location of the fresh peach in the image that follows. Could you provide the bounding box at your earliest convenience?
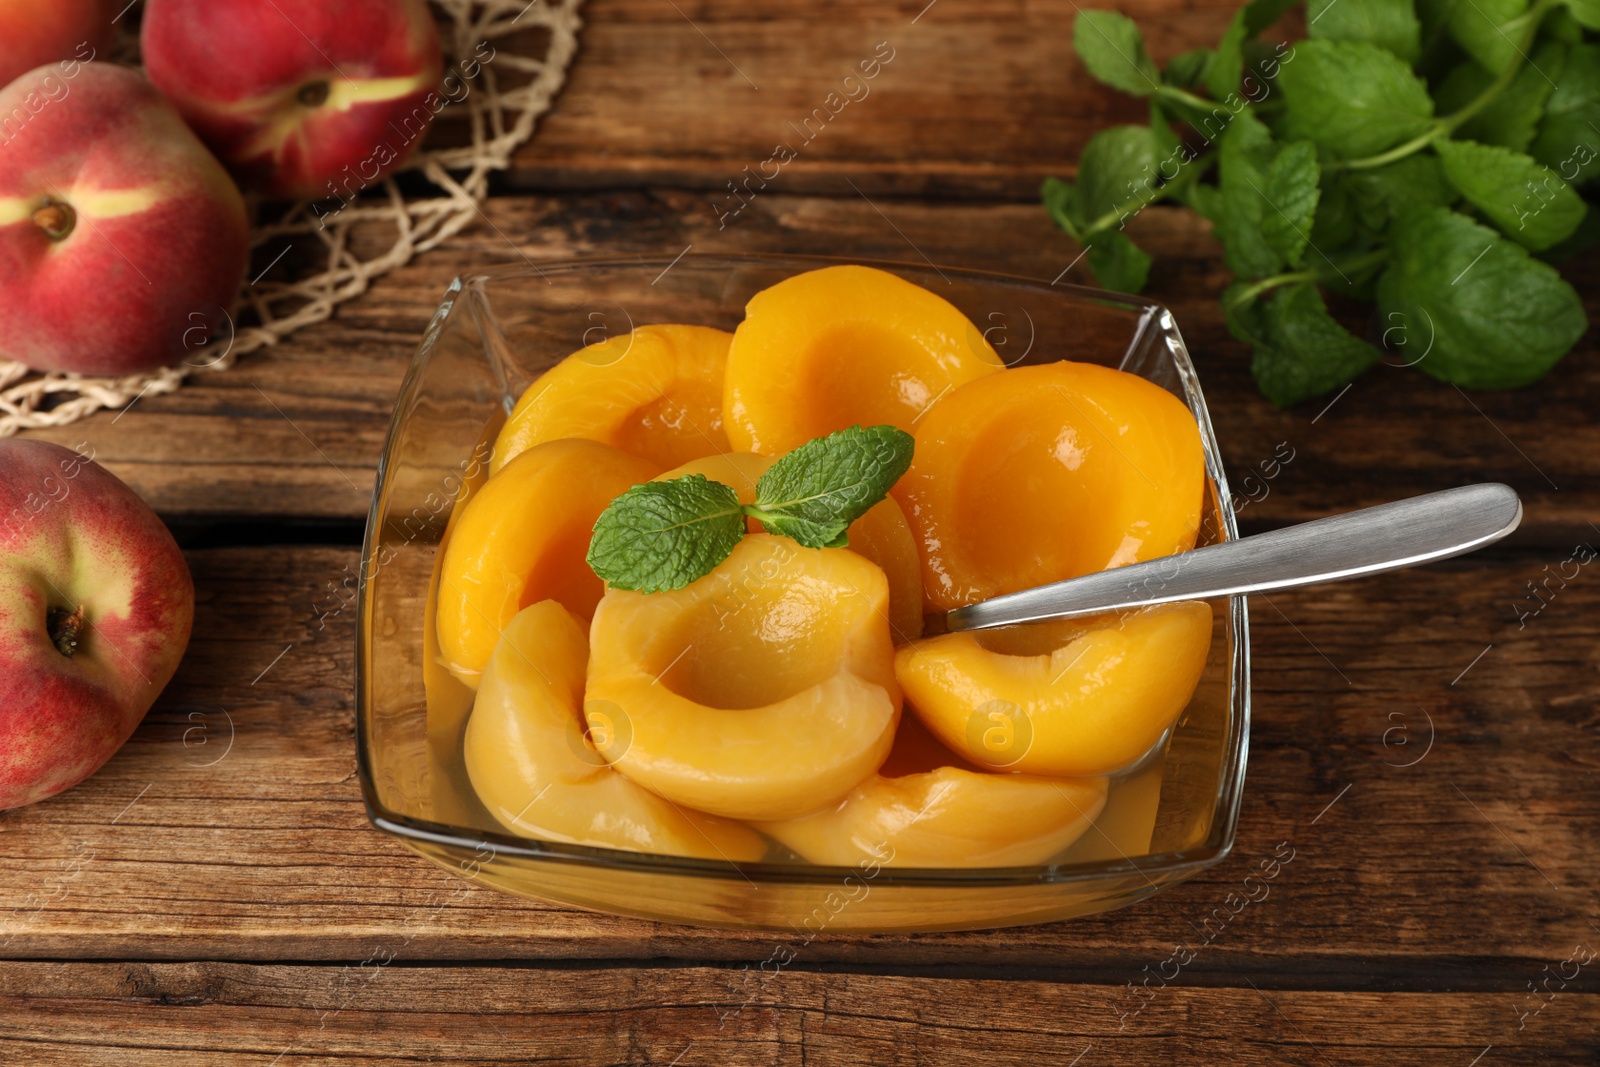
[0,441,194,810]
[0,63,249,375]
[140,0,445,201]
[0,0,112,90]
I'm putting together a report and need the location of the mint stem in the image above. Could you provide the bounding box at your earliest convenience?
[1154,84,1217,113]
[1226,248,1393,308]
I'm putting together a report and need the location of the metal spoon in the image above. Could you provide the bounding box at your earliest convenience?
[940,483,1523,633]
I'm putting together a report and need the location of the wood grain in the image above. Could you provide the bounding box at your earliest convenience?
[505,0,1266,198]
[20,192,1599,543]
[2,545,1596,982]
[1,963,1595,1065]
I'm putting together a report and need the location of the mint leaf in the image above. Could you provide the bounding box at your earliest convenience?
[1042,176,1082,240]
[1435,44,1565,153]
[587,475,745,593]
[1205,11,1250,100]
[1531,43,1600,187]
[1204,0,1298,99]
[1087,229,1153,292]
[1280,40,1435,158]
[1073,10,1159,96]
[1568,0,1600,30]
[1223,280,1270,348]
[1260,142,1322,267]
[1240,283,1382,406]
[1148,100,1184,156]
[1377,207,1587,388]
[1043,125,1165,286]
[1435,139,1587,250]
[755,512,852,550]
[1545,6,1587,37]
[1447,0,1532,74]
[1416,0,1454,40]
[1186,182,1227,224]
[1344,154,1458,231]
[1216,114,1321,275]
[1311,177,1357,249]
[1075,125,1165,231]
[750,425,914,550]
[1308,0,1421,63]
[1242,0,1300,34]
[1165,48,1212,89]
[1217,111,1286,277]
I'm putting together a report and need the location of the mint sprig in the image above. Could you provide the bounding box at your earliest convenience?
[587,425,915,592]
[1047,0,1595,406]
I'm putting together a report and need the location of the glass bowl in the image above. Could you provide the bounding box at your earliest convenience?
[357,254,1249,932]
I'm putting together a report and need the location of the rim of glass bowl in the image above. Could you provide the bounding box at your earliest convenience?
[357,253,1251,890]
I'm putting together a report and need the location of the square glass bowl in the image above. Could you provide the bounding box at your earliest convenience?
[358,254,1249,932]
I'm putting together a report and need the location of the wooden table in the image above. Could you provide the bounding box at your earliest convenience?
[5,1,1598,1062]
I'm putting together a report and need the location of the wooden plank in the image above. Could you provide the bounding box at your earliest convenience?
[1,545,1597,974]
[506,0,1261,198]
[19,193,1600,541]
[1,963,1595,1065]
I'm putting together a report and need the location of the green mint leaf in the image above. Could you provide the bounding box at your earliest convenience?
[1216,111,1289,277]
[1568,0,1600,30]
[1201,0,1295,100]
[1148,100,1184,156]
[1243,0,1300,35]
[750,425,915,550]
[1164,48,1213,89]
[1416,0,1452,39]
[1307,0,1421,63]
[1447,0,1532,75]
[1531,43,1600,187]
[1343,154,1458,232]
[1204,10,1249,100]
[1042,176,1083,240]
[1073,10,1159,97]
[1434,139,1587,250]
[1435,44,1565,153]
[1280,40,1435,158]
[1306,240,1389,302]
[1223,280,1270,348]
[1243,283,1383,407]
[1259,141,1322,268]
[1545,5,1587,38]
[1087,229,1153,292]
[756,513,852,550]
[586,475,745,593]
[1185,182,1227,224]
[1376,206,1587,388]
[1310,177,1358,249]
[1074,125,1166,232]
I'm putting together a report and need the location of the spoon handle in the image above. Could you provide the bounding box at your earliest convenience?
[943,483,1523,633]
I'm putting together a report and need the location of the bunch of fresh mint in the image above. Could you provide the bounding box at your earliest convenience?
[1044,0,1596,406]
[587,425,914,592]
